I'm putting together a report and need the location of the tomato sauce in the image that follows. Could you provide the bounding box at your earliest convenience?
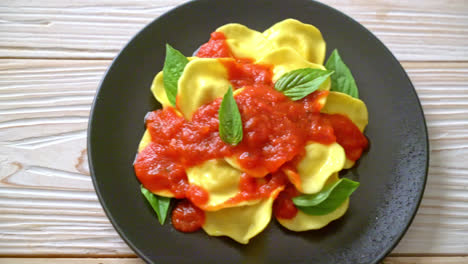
[171,200,205,232]
[196,32,232,58]
[221,59,273,89]
[135,31,368,232]
[273,184,299,219]
[322,114,369,161]
[223,171,288,206]
[186,185,210,206]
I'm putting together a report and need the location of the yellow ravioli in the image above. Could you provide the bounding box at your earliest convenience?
[150,71,172,108]
[277,173,349,231]
[138,129,152,153]
[263,18,326,65]
[321,91,368,168]
[187,159,259,211]
[285,142,345,194]
[216,23,274,60]
[256,48,329,85]
[202,188,282,244]
[343,159,355,169]
[150,57,198,108]
[224,156,270,178]
[177,58,232,119]
[256,48,331,103]
[321,91,368,132]
[137,129,174,198]
[277,200,349,231]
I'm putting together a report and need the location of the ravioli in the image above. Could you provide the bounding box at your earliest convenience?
[225,156,269,178]
[256,48,328,84]
[186,159,259,211]
[277,198,349,231]
[138,129,152,153]
[321,91,368,132]
[151,57,198,108]
[343,159,355,169]
[263,19,326,65]
[137,129,174,198]
[321,91,368,168]
[177,58,232,119]
[135,19,368,244]
[150,72,172,108]
[202,188,282,244]
[216,23,274,60]
[277,173,349,231]
[284,142,346,194]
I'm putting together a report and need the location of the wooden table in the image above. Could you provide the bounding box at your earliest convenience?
[1,0,467,263]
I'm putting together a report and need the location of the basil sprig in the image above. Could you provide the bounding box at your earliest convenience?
[274,68,334,101]
[163,44,189,106]
[218,86,243,145]
[141,185,171,224]
[293,178,359,215]
[325,49,359,98]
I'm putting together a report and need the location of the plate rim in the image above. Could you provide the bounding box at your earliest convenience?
[87,0,429,263]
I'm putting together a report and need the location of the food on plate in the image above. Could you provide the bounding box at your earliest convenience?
[133,19,368,244]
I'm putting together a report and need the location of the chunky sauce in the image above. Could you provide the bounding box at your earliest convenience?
[171,200,205,232]
[197,32,232,58]
[323,114,368,161]
[134,31,368,230]
[273,185,299,219]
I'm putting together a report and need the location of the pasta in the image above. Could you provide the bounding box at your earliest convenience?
[134,19,368,244]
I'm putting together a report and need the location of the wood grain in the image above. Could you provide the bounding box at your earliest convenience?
[0,59,130,255]
[1,59,467,255]
[1,0,468,260]
[0,0,467,60]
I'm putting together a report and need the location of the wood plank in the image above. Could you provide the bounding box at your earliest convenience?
[0,60,129,255]
[1,257,468,264]
[0,0,467,60]
[0,60,467,255]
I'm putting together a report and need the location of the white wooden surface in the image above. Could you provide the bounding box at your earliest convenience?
[1,0,468,263]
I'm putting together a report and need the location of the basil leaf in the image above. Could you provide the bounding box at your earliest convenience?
[218,86,243,145]
[293,178,359,215]
[325,49,359,98]
[274,68,334,101]
[163,44,189,106]
[141,185,171,224]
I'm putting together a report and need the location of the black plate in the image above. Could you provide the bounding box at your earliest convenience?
[88,0,428,263]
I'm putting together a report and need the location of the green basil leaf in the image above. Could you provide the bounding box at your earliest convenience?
[141,185,171,224]
[274,68,334,101]
[163,44,189,106]
[325,49,359,98]
[293,178,359,215]
[218,86,243,145]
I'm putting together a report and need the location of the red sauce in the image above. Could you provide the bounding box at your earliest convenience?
[135,31,368,231]
[322,114,368,161]
[134,141,188,198]
[223,171,288,206]
[235,87,335,173]
[171,200,205,232]
[221,59,273,89]
[273,184,299,219]
[137,86,334,196]
[196,32,232,58]
[186,184,210,206]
